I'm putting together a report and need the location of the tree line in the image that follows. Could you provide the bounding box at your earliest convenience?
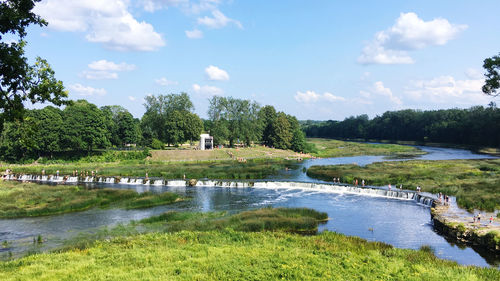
[303,105,500,147]
[0,93,310,162]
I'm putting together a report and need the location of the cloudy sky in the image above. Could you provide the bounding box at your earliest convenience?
[12,0,500,119]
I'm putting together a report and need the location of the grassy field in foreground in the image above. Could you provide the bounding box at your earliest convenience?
[3,158,298,180]
[307,159,500,211]
[308,138,425,158]
[0,181,181,218]
[1,230,497,280]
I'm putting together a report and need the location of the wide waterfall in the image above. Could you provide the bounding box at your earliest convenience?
[4,174,435,207]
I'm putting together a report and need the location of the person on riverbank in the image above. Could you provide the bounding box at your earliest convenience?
[362,179,365,187]
[355,179,358,186]
[490,216,493,224]
[388,184,391,191]
[477,213,481,223]
[416,186,421,193]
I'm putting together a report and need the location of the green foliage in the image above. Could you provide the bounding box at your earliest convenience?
[0,117,38,162]
[482,53,500,96]
[207,96,262,147]
[101,105,139,146]
[303,106,500,147]
[141,93,195,145]
[62,100,110,153]
[0,180,180,218]
[150,138,164,150]
[0,0,69,121]
[271,112,292,149]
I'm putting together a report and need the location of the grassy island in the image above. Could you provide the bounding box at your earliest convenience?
[307,158,500,211]
[0,207,498,280]
[308,138,425,158]
[0,181,182,218]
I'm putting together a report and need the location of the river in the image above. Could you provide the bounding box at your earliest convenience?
[0,145,498,267]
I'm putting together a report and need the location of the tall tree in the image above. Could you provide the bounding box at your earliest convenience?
[483,53,500,96]
[0,0,69,123]
[183,112,203,145]
[0,116,38,162]
[270,112,292,150]
[28,106,63,157]
[62,100,109,153]
[142,93,195,143]
[101,105,138,146]
[258,105,277,146]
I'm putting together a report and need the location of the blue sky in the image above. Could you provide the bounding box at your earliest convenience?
[13,0,500,119]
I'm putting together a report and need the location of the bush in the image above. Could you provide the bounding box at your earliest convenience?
[151,138,164,150]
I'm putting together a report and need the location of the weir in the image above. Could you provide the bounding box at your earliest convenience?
[3,174,435,207]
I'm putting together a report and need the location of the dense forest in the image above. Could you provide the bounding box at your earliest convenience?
[303,105,500,147]
[0,93,309,162]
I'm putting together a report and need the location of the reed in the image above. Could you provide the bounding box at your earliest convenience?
[0,181,181,218]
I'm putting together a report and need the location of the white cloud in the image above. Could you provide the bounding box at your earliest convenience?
[81,59,135,80]
[465,68,483,80]
[205,65,229,81]
[358,12,467,64]
[188,0,221,14]
[192,83,223,96]
[373,81,402,105]
[155,77,178,86]
[197,10,242,29]
[294,91,345,104]
[69,83,107,96]
[140,0,187,12]
[323,92,346,102]
[405,76,490,105]
[128,96,136,101]
[185,29,203,39]
[140,0,217,14]
[81,71,119,80]
[88,60,136,71]
[35,0,165,51]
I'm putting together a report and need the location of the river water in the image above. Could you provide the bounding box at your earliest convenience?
[0,146,498,267]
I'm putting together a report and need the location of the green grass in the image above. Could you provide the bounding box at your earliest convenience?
[308,138,425,158]
[307,158,500,211]
[3,158,297,180]
[0,230,498,280]
[151,146,305,161]
[0,181,182,218]
[139,207,329,234]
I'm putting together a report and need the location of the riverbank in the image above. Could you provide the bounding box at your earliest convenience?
[2,158,299,180]
[1,208,498,280]
[307,138,425,158]
[431,204,500,255]
[0,180,182,218]
[327,138,500,157]
[307,158,500,211]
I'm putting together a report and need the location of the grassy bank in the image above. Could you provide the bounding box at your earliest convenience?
[2,158,298,180]
[308,138,425,158]
[151,146,306,161]
[0,208,498,280]
[307,159,500,211]
[0,181,181,218]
